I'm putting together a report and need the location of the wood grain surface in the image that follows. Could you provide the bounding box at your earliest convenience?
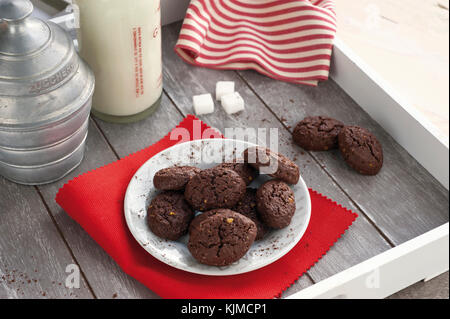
[161,23,393,285]
[237,70,449,246]
[0,21,448,299]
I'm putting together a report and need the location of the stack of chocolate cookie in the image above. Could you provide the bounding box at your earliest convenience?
[293,116,384,175]
[147,147,301,267]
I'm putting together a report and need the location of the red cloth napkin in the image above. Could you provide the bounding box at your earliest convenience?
[56,115,358,299]
[175,0,337,86]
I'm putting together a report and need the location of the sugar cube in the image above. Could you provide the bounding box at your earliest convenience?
[221,92,245,115]
[193,94,214,115]
[216,81,235,101]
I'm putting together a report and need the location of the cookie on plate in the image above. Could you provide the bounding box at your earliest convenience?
[215,160,258,186]
[243,147,300,185]
[188,209,257,266]
[256,180,296,229]
[147,191,195,241]
[338,126,384,175]
[184,167,246,211]
[232,188,269,240]
[293,116,344,151]
[153,166,201,191]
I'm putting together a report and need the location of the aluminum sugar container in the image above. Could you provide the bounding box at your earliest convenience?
[0,0,95,185]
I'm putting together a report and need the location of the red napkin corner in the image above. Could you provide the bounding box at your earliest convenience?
[56,115,358,299]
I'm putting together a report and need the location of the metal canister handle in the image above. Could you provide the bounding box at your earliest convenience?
[0,0,34,23]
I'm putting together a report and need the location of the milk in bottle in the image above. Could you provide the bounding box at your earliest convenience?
[74,0,162,123]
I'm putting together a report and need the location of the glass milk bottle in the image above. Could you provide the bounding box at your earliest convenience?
[74,0,162,123]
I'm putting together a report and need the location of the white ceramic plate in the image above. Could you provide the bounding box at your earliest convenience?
[124,139,311,276]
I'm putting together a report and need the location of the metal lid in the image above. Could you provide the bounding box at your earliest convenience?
[0,0,50,55]
[0,0,33,22]
[0,0,95,129]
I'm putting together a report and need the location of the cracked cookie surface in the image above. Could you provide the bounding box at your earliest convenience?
[338,126,383,175]
[215,160,258,186]
[256,180,296,229]
[293,116,344,151]
[188,209,257,266]
[147,191,195,241]
[243,147,300,185]
[153,166,201,191]
[184,167,246,211]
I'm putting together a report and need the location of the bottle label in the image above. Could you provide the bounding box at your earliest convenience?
[132,27,145,98]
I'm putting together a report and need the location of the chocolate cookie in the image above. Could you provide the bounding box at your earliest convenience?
[256,180,296,229]
[184,167,246,211]
[153,166,201,191]
[243,147,300,185]
[338,126,383,175]
[293,116,344,151]
[232,188,269,240]
[147,191,195,241]
[215,160,258,185]
[188,209,257,266]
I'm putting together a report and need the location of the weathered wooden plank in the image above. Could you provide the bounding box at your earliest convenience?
[238,70,449,246]
[161,22,392,293]
[0,179,93,299]
[37,120,159,299]
[3,7,445,300]
[388,271,449,299]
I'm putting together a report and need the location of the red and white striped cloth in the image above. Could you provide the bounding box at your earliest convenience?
[175,0,337,86]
